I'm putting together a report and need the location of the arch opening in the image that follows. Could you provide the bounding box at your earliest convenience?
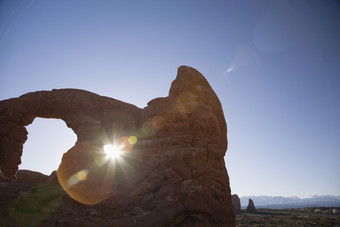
[20,118,77,176]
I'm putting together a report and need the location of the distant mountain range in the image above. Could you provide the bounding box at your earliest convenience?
[240,195,340,209]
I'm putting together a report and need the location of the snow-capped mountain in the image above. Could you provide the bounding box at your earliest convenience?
[240,195,340,209]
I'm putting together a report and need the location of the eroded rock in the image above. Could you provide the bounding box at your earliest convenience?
[0,66,235,226]
[247,199,256,212]
[16,169,48,183]
[232,194,241,213]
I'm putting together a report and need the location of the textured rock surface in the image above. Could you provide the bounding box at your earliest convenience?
[0,66,235,226]
[247,199,256,212]
[232,194,241,213]
[16,169,48,183]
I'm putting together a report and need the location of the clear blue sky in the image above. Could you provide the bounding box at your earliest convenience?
[1,0,339,198]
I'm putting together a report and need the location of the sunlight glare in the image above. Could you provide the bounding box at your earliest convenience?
[103,144,121,159]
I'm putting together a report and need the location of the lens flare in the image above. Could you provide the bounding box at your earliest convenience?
[66,169,89,187]
[176,91,198,114]
[152,115,164,130]
[57,142,114,205]
[226,62,237,73]
[128,136,137,145]
[57,136,138,206]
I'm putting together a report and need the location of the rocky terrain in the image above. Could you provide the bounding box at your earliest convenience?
[0,66,235,226]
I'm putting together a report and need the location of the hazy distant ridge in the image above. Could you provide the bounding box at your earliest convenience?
[240,195,340,209]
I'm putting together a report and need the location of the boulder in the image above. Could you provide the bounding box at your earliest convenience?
[0,66,235,226]
[232,194,241,213]
[16,169,48,183]
[247,199,256,212]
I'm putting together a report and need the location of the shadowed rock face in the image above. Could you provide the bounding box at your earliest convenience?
[232,194,241,213]
[16,169,48,183]
[0,66,235,226]
[247,199,256,212]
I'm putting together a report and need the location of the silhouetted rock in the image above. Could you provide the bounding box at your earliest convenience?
[46,170,58,182]
[247,199,256,212]
[0,66,235,226]
[16,169,48,183]
[232,194,241,213]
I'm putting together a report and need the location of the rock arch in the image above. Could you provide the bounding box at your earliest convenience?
[0,66,235,225]
[0,88,140,180]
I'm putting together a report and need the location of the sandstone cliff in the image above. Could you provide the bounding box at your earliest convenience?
[0,66,235,226]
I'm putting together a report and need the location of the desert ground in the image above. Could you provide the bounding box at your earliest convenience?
[236,208,340,227]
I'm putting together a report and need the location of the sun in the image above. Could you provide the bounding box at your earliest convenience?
[103,144,122,159]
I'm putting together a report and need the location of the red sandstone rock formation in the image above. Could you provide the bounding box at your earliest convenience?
[232,194,241,213]
[16,169,48,183]
[247,198,256,212]
[0,66,235,226]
